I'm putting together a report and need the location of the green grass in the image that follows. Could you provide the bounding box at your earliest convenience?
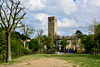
[42,54,100,67]
[0,54,100,67]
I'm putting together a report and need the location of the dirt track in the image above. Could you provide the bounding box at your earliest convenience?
[0,58,78,67]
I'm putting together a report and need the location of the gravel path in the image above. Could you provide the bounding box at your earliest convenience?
[0,58,79,67]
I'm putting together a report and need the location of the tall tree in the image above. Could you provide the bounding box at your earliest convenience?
[88,19,99,34]
[21,25,35,40]
[0,0,26,62]
[72,30,83,52]
[95,24,100,53]
[37,29,44,54]
[88,19,100,53]
[75,30,82,35]
[81,35,97,53]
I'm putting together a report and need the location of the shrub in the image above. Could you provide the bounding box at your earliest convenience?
[29,39,39,52]
[50,49,57,52]
[77,49,86,54]
[46,49,57,54]
[43,50,46,54]
[11,38,24,53]
[22,47,31,55]
[77,49,82,54]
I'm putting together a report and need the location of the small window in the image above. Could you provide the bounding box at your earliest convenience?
[49,19,52,22]
[49,18,54,22]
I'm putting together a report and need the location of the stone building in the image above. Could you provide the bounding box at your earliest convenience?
[48,16,57,37]
[48,16,81,51]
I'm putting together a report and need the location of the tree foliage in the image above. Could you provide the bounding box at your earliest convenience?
[81,35,97,53]
[11,31,30,41]
[0,27,25,53]
[60,38,69,51]
[95,24,100,43]
[11,38,24,53]
[88,19,100,53]
[29,39,39,51]
[0,27,7,53]
[21,25,35,40]
[46,35,55,49]
[94,24,100,53]
[75,30,82,35]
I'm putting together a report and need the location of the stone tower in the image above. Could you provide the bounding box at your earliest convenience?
[48,16,57,37]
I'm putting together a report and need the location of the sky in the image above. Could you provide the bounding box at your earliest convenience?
[19,0,100,38]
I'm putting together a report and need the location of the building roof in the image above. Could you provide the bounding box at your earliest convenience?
[25,39,31,42]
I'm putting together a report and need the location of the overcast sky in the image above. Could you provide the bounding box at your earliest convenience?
[19,0,100,38]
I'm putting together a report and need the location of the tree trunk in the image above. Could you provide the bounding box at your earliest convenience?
[6,32,11,62]
[98,45,99,54]
[41,43,43,54]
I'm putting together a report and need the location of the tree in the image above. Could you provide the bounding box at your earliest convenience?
[29,39,39,51]
[81,35,97,53]
[37,29,44,54]
[11,31,20,39]
[11,31,28,41]
[60,38,69,52]
[75,30,82,35]
[72,30,83,52]
[46,35,55,49]
[21,25,35,40]
[95,24,100,53]
[88,19,100,53]
[0,0,26,62]
[88,19,99,34]
[11,38,24,53]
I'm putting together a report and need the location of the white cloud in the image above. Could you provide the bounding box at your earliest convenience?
[21,0,46,11]
[58,18,78,28]
[35,13,48,30]
[34,13,49,35]
[19,0,100,38]
[60,0,77,15]
[89,0,100,7]
[57,31,66,35]
[21,0,77,15]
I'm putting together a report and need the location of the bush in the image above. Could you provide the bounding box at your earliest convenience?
[22,47,31,55]
[29,39,39,52]
[77,49,86,54]
[11,38,24,53]
[77,49,82,54]
[50,49,57,52]
[46,49,57,54]
[43,50,46,54]
[92,48,97,52]
[0,53,6,61]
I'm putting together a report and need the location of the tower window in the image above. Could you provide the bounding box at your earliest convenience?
[49,18,54,22]
[52,19,54,22]
[49,19,52,22]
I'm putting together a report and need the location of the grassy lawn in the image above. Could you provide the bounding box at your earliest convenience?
[0,54,100,67]
[41,54,100,67]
